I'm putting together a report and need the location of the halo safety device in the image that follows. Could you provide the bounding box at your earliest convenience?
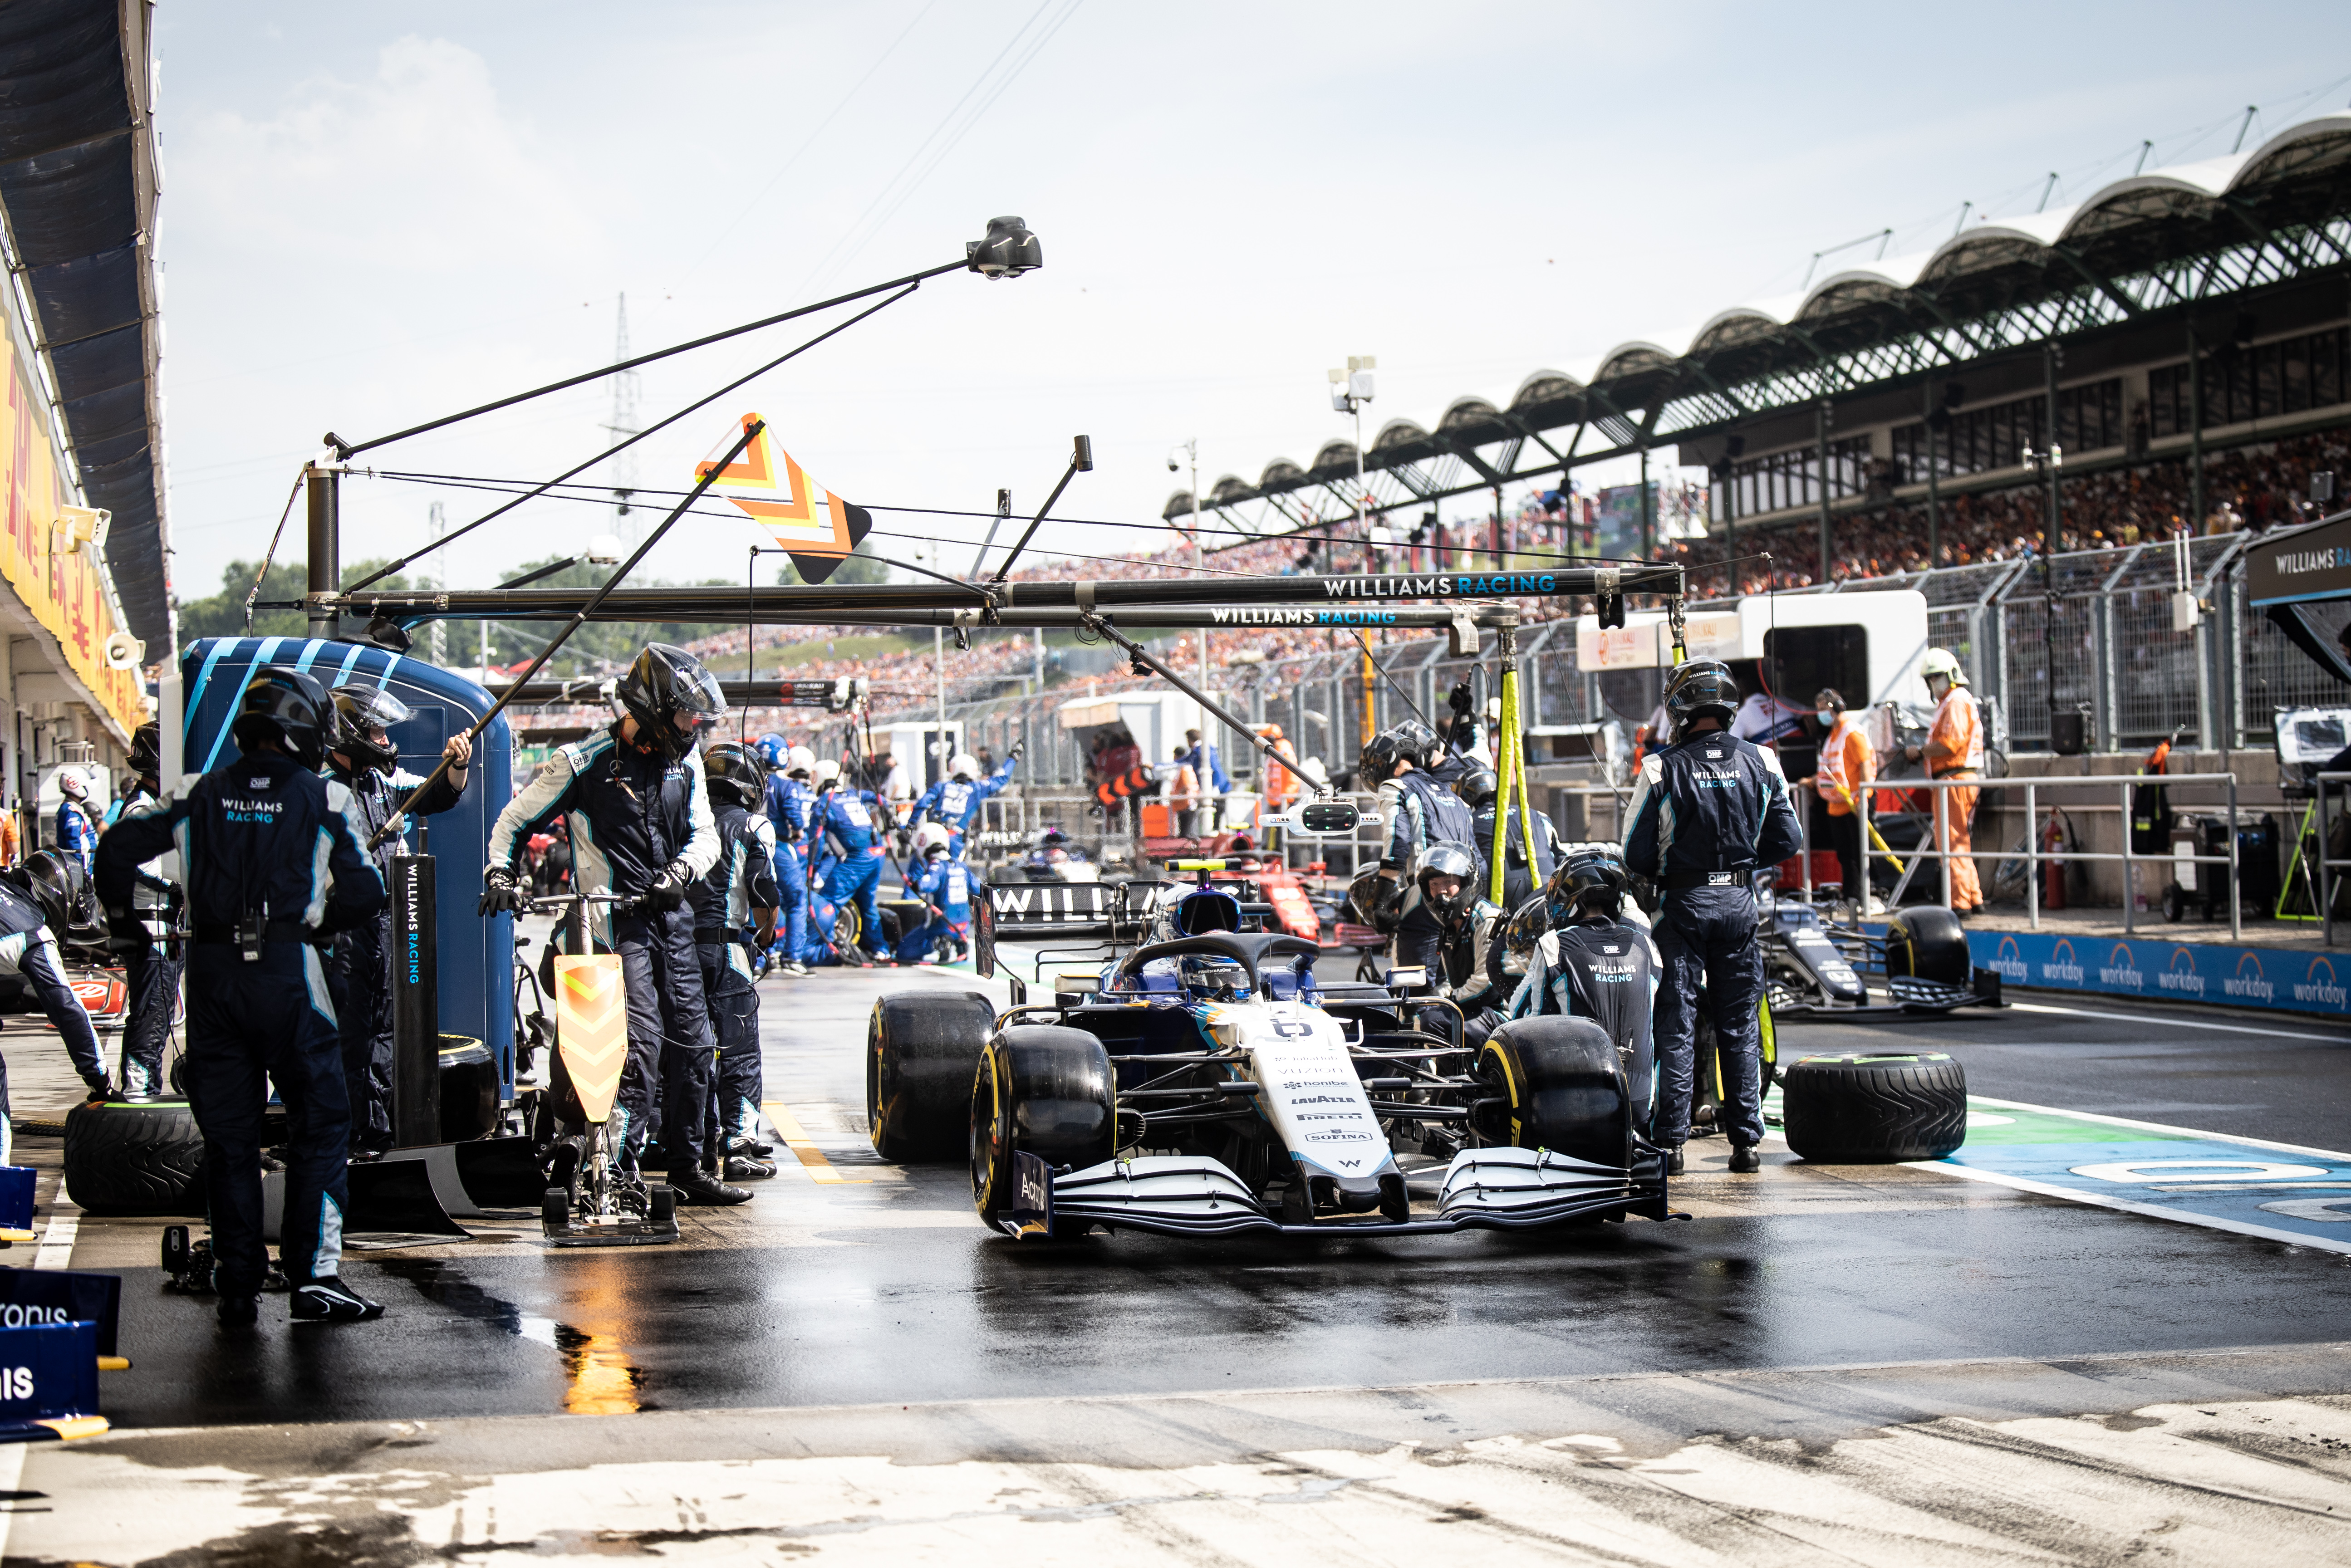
[703,740,765,808]
[615,643,725,761]
[329,682,414,778]
[231,664,332,770]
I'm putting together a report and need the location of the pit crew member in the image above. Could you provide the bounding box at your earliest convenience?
[1506,848,1659,1120]
[694,741,779,1180]
[911,747,1020,858]
[108,721,181,1098]
[1369,720,1475,967]
[761,739,815,977]
[55,772,94,874]
[1796,687,1874,904]
[815,757,887,961]
[1905,648,1984,915]
[0,859,111,1104]
[893,822,974,965]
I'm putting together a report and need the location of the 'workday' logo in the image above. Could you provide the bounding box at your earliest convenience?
[2157,946,2206,997]
[2042,938,2084,985]
[2096,942,2145,990]
[1990,935,2027,984]
[2294,956,2349,1009]
[2225,951,2275,1003]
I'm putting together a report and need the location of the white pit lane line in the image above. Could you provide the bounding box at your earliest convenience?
[2005,1000,2351,1044]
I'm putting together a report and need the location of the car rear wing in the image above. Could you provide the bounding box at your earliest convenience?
[973,880,1156,979]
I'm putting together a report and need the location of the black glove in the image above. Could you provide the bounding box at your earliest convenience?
[479,866,526,916]
[1448,679,1475,719]
[643,859,694,913]
[1007,740,1025,763]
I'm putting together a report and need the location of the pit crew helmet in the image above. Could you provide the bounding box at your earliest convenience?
[1544,846,1630,926]
[948,752,978,781]
[128,721,160,777]
[702,740,764,808]
[1920,647,1969,689]
[231,665,330,769]
[1499,894,1550,976]
[756,734,788,769]
[20,848,84,939]
[1662,658,1739,733]
[615,643,725,761]
[57,771,87,802]
[1454,766,1499,811]
[784,745,815,779]
[1346,866,1403,934]
[913,822,951,858]
[1413,841,1479,917]
[329,682,412,777]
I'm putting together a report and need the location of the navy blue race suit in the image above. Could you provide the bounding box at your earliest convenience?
[0,882,107,1097]
[324,760,464,1155]
[104,774,181,1098]
[1623,730,1801,1149]
[96,752,385,1296]
[488,723,720,1175]
[1473,800,1566,912]
[693,798,778,1152]
[1379,767,1478,973]
[1508,916,1662,1123]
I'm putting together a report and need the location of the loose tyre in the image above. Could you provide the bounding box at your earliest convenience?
[971,1024,1115,1229]
[868,990,998,1162]
[63,1099,205,1216]
[1782,1052,1968,1162]
[1885,906,1969,985]
[1475,1016,1631,1169]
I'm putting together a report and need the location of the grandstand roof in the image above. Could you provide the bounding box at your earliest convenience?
[1174,111,2351,536]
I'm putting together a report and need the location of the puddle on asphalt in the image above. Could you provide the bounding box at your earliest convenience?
[376,1259,644,1416]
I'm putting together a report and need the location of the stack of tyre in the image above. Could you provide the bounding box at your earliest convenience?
[1781,907,1970,1164]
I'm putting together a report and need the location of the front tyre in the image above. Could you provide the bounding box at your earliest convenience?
[1475,1016,1631,1170]
[972,1025,1115,1231]
[868,991,997,1162]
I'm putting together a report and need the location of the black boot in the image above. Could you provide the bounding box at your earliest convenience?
[1665,1145,1685,1177]
[218,1293,259,1327]
[1728,1144,1762,1174]
[669,1167,753,1205]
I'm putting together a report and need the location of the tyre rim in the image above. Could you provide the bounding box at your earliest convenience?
[971,1050,1008,1212]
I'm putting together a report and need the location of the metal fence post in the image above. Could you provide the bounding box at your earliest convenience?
[2026,781,2040,932]
[2119,776,2133,934]
[2228,773,2240,941]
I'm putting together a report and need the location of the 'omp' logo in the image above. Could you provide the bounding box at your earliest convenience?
[2294,955,2348,1009]
[2158,946,2205,997]
[1991,935,2027,983]
[2096,942,2145,990]
[2226,951,2275,1002]
[2042,939,2084,985]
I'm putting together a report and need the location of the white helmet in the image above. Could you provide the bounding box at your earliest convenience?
[812,758,840,787]
[948,752,978,781]
[913,822,951,856]
[784,745,815,778]
[1919,648,1969,689]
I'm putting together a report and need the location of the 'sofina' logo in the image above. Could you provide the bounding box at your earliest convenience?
[2158,946,2206,997]
[1991,934,2027,983]
[2042,938,2084,985]
[2225,951,2275,1002]
[2294,955,2349,1009]
[2096,941,2145,990]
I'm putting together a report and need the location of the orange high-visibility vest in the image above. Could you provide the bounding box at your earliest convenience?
[1816,718,1875,816]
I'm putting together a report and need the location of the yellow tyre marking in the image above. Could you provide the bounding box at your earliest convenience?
[760,1100,870,1184]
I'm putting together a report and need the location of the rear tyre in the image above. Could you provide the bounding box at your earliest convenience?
[1885,906,1969,985]
[2162,884,2187,923]
[1475,1016,1630,1169]
[1782,1052,1968,1162]
[868,991,998,1163]
[63,1099,204,1215]
[972,1025,1115,1230]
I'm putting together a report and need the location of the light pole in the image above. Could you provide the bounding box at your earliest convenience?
[1168,440,1209,698]
[1328,355,1375,569]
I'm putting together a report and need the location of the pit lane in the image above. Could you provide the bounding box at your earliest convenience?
[16,963,2351,1563]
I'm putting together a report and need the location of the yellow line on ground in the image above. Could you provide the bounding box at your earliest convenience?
[761,1101,870,1184]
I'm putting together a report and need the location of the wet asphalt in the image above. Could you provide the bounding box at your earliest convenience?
[63,959,2351,1433]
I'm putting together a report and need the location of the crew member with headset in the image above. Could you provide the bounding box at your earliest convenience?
[107,721,181,1099]
[1456,764,1565,911]
[1796,687,1875,906]
[482,643,751,1206]
[322,682,472,1158]
[911,746,1021,858]
[55,771,95,874]
[1906,648,1984,915]
[1399,841,1506,1042]
[812,755,887,962]
[98,666,388,1325]
[694,741,779,1181]
[894,822,975,965]
[759,738,814,977]
[1624,659,1801,1176]
[1506,848,1661,1119]
[1367,720,1477,966]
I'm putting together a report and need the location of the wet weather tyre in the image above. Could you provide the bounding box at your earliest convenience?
[1884,906,1969,985]
[1475,1016,1631,1169]
[971,1025,1115,1230]
[868,990,997,1163]
[63,1099,205,1216]
[1782,1052,1968,1163]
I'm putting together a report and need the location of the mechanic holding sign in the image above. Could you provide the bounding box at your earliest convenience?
[1624,660,1802,1176]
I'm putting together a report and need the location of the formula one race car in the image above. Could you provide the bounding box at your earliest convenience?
[864,861,1674,1241]
[1014,826,1099,884]
[1755,887,2003,1019]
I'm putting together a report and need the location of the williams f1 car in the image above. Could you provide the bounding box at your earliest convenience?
[1753,886,2003,1019]
[865,855,1675,1241]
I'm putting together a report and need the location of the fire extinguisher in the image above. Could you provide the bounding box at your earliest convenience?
[2042,809,2068,910]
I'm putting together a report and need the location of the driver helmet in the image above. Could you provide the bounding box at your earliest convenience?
[1177,953,1250,1001]
[1663,658,1740,733]
[1173,887,1242,935]
[702,740,764,808]
[948,752,978,781]
[329,682,412,777]
[1920,647,1969,690]
[231,665,331,769]
[784,745,816,779]
[1413,840,1480,917]
[1454,765,1499,811]
[1545,846,1631,926]
[913,822,951,859]
[811,758,840,789]
[614,643,725,761]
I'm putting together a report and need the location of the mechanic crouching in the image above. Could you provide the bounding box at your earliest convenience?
[481,643,751,1206]
[1505,849,1660,1122]
[895,823,975,965]
[98,666,388,1325]
[695,742,779,1181]
[1624,660,1802,1176]
[0,858,113,1105]
[1392,843,1504,1039]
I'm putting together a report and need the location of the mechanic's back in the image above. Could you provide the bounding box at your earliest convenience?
[1622,660,1801,1177]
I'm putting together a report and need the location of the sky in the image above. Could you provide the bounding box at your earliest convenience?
[152,2,2351,613]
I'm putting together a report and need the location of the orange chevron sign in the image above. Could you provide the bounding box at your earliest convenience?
[696,411,873,585]
[554,955,629,1125]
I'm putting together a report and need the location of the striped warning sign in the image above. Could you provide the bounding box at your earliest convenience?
[696,412,872,584]
[553,956,628,1124]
